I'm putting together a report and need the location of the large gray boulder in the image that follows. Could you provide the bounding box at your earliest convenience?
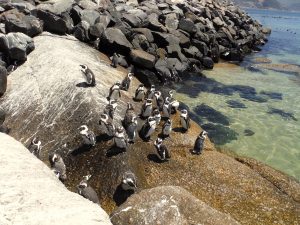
[0,133,112,225]
[110,186,241,225]
[130,49,155,69]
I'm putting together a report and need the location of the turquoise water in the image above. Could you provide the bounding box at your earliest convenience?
[175,9,300,180]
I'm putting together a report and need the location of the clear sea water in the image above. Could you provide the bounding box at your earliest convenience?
[174,9,300,180]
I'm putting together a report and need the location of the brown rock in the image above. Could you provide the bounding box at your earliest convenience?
[130,49,156,69]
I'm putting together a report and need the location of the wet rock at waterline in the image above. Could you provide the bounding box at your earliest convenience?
[110,186,241,225]
[0,133,112,225]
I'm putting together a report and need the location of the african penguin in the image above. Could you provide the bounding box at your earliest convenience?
[162,119,172,138]
[154,138,170,161]
[168,90,179,113]
[111,53,119,68]
[28,137,42,159]
[139,116,156,141]
[121,73,133,91]
[79,125,96,146]
[192,130,208,155]
[77,175,100,204]
[123,102,136,129]
[134,84,145,101]
[80,64,96,87]
[103,99,118,120]
[126,116,138,144]
[140,99,153,119]
[153,109,161,126]
[99,113,115,137]
[146,85,155,99]
[121,171,137,191]
[162,97,171,119]
[113,126,128,149]
[154,91,164,111]
[180,109,190,132]
[108,82,121,101]
[49,153,67,181]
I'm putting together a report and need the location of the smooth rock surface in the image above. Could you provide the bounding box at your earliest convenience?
[0,133,112,225]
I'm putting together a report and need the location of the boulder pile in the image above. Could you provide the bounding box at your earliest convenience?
[0,0,270,92]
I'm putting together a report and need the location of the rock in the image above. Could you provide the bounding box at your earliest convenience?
[147,13,167,32]
[202,56,214,69]
[183,46,203,59]
[0,108,5,125]
[0,23,5,34]
[164,13,179,30]
[131,33,149,50]
[73,21,90,42]
[78,0,99,10]
[130,49,155,69]
[194,30,210,44]
[111,186,241,225]
[166,44,187,62]
[90,23,105,38]
[0,66,7,96]
[70,5,83,26]
[152,32,180,48]
[100,27,133,54]
[5,15,43,37]
[0,32,35,61]
[133,67,161,87]
[80,9,101,26]
[192,39,208,56]
[169,29,190,47]
[132,28,154,42]
[261,27,271,35]
[122,13,141,28]
[95,14,114,28]
[0,133,112,225]
[213,17,224,27]
[178,18,196,34]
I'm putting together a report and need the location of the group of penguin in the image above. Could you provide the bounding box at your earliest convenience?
[26,61,208,205]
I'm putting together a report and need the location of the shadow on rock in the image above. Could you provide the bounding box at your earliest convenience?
[76,82,89,88]
[113,184,135,207]
[96,133,112,142]
[106,146,126,157]
[147,154,164,164]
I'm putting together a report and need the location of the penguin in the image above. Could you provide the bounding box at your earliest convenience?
[103,99,118,120]
[162,119,172,138]
[123,102,136,129]
[121,171,137,191]
[111,52,119,68]
[168,90,180,114]
[170,66,179,82]
[80,64,96,87]
[28,137,42,159]
[153,108,161,126]
[77,175,100,204]
[79,125,96,146]
[99,113,115,137]
[154,138,170,161]
[121,73,133,91]
[140,99,153,119]
[162,97,171,119]
[180,109,190,132]
[154,91,164,111]
[192,130,208,155]
[139,116,156,141]
[134,84,145,101]
[126,116,138,144]
[146,85,155,99]
[113,126,128,149]
[108,82,121,101]
[49,153,67,181]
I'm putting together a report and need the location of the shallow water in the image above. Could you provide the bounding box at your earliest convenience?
[174,9,300,180]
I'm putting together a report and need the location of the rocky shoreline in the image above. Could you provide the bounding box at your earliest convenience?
[1,0,299,225]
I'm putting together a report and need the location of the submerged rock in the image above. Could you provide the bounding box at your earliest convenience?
[226,100,247,109]
[244,129,255,136]
[267,107,298,121]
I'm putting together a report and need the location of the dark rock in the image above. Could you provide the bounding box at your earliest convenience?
[0,66,7,96]
[192,39,208,56]
[70,5,83,26]
[226,100,247,109]
[210,43,220,63]
[122,14,141,28]
[73,21,90,42]
[134,67,161,87]
[166,44,187,62]
[89,22,105,38]
[166,57,187,72]
[147,13,167,32]
[267,107,297,121]
[152,32,179,48]
[244,129,255,136]
[0,32,34,61]
[182,46,203,59]
[100,27,133,54]
[169,29,190,48]
[130,49,155,69]
[260,91,283,100]
[178,18,196,34]
[202,56,214,69]
[132,28,154,42]
[5,15,43,37]
[80,9,100,26]
[131,33,149,50]
[0,108,5,125]
[95,14,114,28]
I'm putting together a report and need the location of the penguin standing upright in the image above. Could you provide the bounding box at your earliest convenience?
[111,52,119,68]
[28,137,42,159]
[153,108,161,126]
[77,175,100,204]
[162,119,172,138]
[154,91,164,111]
[79,125,96,146]
[192,130,208,155]
[99,113,115,137]
[108,82,121,101]
[126,116,138,143]
[162,97,171,119]
[123,102,136,129]
[180,109,190,132]
[154,138,170,161]
[139,116,156,141]
[140,99,153,119]
[134,84,145,101]
[168,90,179,113]
[80,64,96,87]
[49,153,67,181]
[113,126,128,149]
[121,171,137,191]
[121,73,133,91]
[103,100,118,120]
[146,85,155,99]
